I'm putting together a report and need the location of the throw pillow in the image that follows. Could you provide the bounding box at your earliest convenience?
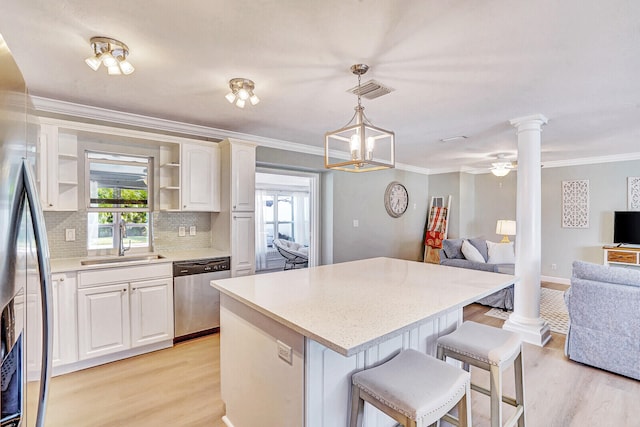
[442,239,464,259]
[461,239,486,263]
[468,237,489,262]
[487,241,515,264]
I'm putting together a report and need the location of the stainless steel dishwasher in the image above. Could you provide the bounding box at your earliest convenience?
[173,257,231,342]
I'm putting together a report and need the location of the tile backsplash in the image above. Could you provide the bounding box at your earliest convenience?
[44,211,213,259]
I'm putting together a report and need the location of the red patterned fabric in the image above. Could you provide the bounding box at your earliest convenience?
[425,206,448,249]
[425,230,445,248]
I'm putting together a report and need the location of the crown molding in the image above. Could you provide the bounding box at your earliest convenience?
[31,96,431,175]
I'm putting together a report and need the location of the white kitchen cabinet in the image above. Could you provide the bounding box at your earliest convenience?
[13,291,40,379]
[159,144,181,211]
[15,271,78,379]
[181,142,221,212]
[51,272,78,367]
[230,141,256,212]
[77,283,131,360]
[76,263,173,362]
[216,139,257,277]
[130,278,174,347]
[232,212,256,276]
[37,124,78,211]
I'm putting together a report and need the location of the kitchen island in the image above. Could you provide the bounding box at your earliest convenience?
[212,257,517,427]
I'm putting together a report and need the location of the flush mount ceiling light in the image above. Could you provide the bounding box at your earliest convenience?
[325,64,395,172]
[85,37,134,75]
[225,78,260,108]
[490,154,514,177]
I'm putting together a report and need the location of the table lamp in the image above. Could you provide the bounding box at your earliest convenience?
[496,220,516,243]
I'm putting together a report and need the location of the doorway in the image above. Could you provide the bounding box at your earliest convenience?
[255,168,319,273]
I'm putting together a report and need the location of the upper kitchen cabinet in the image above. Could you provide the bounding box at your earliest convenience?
[37,124,78,211]
[227,139,256,212]
[159,142,220,212]
[181,142,221,212]
[159,144,181,211]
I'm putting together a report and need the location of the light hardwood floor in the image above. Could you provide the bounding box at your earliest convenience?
[40,285,638,427]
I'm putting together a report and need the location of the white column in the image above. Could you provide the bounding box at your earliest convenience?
[503,114,551,346]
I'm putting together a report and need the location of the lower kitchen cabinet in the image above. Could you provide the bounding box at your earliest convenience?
[130,278,174,347]
[77,277,174,361]
[78,283,131,360]
[231,212,255,276]
[15,271,78,380]
[52,272,78,367]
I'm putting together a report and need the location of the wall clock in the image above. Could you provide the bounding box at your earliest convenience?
[384,181,409,218]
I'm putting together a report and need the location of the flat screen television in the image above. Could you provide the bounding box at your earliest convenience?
[613,211,640,245]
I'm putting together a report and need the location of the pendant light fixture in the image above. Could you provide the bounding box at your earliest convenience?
[85,37,134,75]
[225,78,260,108]
[325,64,395,172]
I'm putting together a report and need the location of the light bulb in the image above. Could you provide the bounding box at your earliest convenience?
[349,134,361,160]
[107,65,122,75]
[118,59,135,75]
[101,52,117,68]
[365,137,375,160]
[85,55,102,71]
[235,98,246,108]
[225,92,236,103]
[237,88,250,100]
[249,94,260,105]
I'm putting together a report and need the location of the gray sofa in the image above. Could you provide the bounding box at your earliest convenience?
[439,238,515,310]
[565,261,640,380]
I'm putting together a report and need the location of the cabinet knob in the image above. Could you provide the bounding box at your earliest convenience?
[48,203,53,207]
[123,288,127,292]
[60,277,64,282]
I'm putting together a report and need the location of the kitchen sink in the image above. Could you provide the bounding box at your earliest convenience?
[80,254,166,266]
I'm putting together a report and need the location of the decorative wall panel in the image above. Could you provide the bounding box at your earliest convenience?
[628,177,640,210]
[562,180,589,228]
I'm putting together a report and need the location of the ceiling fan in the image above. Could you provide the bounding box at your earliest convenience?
[490,154,516,177]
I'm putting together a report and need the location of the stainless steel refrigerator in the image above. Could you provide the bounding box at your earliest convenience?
[0,35,53,426]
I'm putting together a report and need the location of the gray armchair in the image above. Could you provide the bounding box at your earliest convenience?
[565,261,640,380]
[273,239,308,270]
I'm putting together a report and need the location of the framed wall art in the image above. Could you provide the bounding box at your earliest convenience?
[562,179,589,228]
[628,177,640,210]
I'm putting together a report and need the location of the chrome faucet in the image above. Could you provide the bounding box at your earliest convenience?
[118,219,131,256]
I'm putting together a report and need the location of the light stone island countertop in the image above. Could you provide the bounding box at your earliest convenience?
[50,248,231,273]
[211,257,517,356]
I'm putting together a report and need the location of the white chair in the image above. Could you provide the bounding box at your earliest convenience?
[273,238,308,270]
[350,349,471,427]
[437,321,525,427]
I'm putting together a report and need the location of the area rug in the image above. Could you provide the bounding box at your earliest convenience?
[484,288,569,335]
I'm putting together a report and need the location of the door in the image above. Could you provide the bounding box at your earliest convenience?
[77,284,130,360]
[130,278,173,347]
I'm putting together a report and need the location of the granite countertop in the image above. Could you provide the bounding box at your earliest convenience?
[50,248,231,273]
[211,257,517,356]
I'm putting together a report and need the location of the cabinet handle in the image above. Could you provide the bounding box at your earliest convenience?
[59,277,64,282]
[48,203,53,207]
[123,288,127,292]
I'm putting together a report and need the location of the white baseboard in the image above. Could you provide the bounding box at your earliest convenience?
[222,416,234,427]
[540,275,570,286]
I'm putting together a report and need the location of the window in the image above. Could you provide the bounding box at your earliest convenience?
[86,152,152,252]
[258,191,309,249]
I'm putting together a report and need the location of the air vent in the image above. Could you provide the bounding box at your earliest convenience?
[347,79,395,100]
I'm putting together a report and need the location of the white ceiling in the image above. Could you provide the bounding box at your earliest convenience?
[2,1,640,173]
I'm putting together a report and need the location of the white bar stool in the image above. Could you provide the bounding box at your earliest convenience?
[437,321,525,427]
[350,349,471,427]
